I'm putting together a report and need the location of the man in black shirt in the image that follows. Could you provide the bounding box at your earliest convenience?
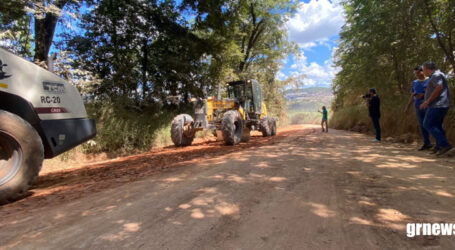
[367,88,381,142]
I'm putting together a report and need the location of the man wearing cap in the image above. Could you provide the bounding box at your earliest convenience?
[404,66,432,150]
[420,61,452,156]
[367,88,381,142]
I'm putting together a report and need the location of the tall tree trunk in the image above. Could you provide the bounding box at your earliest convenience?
[34,14,58,63]
[34,0,70,63]
[238,3,265,73]
[142,38,149,99]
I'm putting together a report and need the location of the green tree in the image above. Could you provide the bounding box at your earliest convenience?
[422,0,455,72]
[332,0,454,141]
[181,0,298,119]
[1,0,83,62]
[0,15,33,57]
[68,0,213,103]
[0,0,27,31]
[183,0,297,77]
[33,0,79,63]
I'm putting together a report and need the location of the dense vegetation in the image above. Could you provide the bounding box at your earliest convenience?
[332,0,455,143]
[1,0,298,153]
[5,0,453,152]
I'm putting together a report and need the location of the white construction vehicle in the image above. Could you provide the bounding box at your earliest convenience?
[0,48,96,203]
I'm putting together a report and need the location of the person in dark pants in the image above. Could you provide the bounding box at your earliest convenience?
[404,66,432,150]
[367,88,381,142]
[420,61,452,156]
[318,106,328,132]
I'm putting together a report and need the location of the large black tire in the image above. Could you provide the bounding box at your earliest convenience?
[0,110,44,204]
[260,117,272,137]
[171,114,195,147]
[271,118,277,136]
[222,110,243,145]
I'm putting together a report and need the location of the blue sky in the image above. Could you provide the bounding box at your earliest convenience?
[280,0,345,88]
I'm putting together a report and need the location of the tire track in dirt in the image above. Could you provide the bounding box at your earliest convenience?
[1,127,455,249]
[0,125,315,216]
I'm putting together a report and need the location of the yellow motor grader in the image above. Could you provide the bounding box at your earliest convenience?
[171,79,277,146]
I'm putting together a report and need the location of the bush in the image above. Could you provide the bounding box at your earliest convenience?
[330,104,367,130]
[82,100,183,154]
[151,125,173,148]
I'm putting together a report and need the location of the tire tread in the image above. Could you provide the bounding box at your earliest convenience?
[0,110,43,204]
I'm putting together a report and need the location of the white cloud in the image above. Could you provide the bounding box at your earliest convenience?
[305,79,316,86]
[280,0,344,86]
[289,53,340,86]
[287,0,345,49]
[276,71,287,81]
[299,42,317,49]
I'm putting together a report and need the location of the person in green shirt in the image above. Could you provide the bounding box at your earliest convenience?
[318,106,328,133]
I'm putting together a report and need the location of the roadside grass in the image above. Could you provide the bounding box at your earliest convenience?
[151,124,173,148]
[330,104,367,130]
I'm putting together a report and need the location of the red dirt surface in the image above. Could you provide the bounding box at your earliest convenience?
[0,125,315,215]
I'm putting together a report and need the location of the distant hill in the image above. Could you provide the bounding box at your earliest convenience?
[286,87,333,112]
[285,87,333,100]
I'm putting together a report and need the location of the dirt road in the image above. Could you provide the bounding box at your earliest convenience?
[1,126,455,249]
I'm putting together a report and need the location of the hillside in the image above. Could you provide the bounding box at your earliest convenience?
[286,87,334,124]
[286,87,333,111]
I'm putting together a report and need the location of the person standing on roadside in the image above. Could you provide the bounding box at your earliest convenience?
[367,88,381,142]
[404,66,432,151]
[318,106,328,133]
[420,61,452,156]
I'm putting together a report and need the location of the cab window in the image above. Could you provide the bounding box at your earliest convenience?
[228,84,244,98]
[245,85,253,98]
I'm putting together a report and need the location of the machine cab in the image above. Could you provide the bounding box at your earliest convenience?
[227,79,262,118]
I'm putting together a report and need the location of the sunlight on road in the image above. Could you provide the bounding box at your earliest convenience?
[304,202,336,218]
[100,222,142,241]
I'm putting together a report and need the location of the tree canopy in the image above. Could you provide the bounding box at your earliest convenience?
[331,0,455,142]
[333,0,454,108]
[1,0,298,152]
